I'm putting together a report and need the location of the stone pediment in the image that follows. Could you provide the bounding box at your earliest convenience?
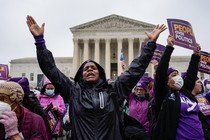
[70,14,155,32]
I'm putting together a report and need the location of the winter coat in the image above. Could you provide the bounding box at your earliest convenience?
[128,93,150,134]
[19,107,51,140]
[35,41,157,140]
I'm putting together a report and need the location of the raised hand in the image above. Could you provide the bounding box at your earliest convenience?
[145,24,167,42]
[26,15,45,36]
[167,35,174,47]
[194,43,201,55]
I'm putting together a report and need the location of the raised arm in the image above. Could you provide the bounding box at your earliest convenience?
[114,24,167,97]
[153,35,174,116]
[182,43,201,92]
[26,15,72,101]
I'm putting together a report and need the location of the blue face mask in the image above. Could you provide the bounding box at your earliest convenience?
[45,89,55,96]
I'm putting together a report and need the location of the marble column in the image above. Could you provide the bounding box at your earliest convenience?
[128,38,134,64]
[117,38,123,76]
[94,39,100,63]
[83,39,89,61]
[138,38,143,55]
[72,38,79,75]
[105,38,111,79]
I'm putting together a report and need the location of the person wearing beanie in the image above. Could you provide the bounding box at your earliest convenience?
[26,15,166,140]
[167,67,178,76]
[8,76,52,140]
[127,80,151,135]
[8,77,30,96]
[140,76,154,93]
[140,76,154,100]
[36,78,66,139]
[149,35,204,140]
[0,81,50,140]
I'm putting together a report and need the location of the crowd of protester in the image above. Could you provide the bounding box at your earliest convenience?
[0,15,210,140]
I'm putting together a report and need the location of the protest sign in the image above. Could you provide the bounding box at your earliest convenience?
[44,103,59,133]
[199,51,210,74]
[141,42,165,65]
[167,19,196,50]
[0,64,9,80]
[197,97,210,116]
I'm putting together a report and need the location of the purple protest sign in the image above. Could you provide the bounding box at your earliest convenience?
[0,64,9,80]
[167,19,196,50]
[197,98,210,116]
[44,103,59,133]
[141,42,165,65]
[199,51,210,74]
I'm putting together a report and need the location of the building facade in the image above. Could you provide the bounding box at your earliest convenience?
[70,14,156,79]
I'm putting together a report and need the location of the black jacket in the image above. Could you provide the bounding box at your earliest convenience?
[151,46,200,140]
[36,41,156,140]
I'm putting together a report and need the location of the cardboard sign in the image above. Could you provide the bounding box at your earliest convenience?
[167,19,196,50]
[141,42,165,65]
[199,51,210,74]
[0,64,9,80]
[197,97,210,116]
[44,103,59,133]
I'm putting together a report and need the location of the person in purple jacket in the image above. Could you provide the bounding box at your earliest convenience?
[127,80,151,135]
[0,81,50,140]
[36,79,66,139]
[150,35,204,140]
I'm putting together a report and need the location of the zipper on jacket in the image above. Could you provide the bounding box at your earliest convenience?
[99,92,104,109]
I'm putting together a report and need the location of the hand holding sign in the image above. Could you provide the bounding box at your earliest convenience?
[194,43,201,55]
[167,35,174,47]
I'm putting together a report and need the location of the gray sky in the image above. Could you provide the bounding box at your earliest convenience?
[1,0,210,66]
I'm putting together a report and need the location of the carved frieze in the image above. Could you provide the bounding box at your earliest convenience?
[71,14,155,31]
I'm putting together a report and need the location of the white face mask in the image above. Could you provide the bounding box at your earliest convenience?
[172,75,184,90]
[206,84,210,90]
[0,101,11,114]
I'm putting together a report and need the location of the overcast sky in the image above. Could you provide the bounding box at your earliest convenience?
[1,0,210,66]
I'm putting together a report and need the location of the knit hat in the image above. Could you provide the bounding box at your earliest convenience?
[136,81,148,91]
[204,79,210,86]
[167,67,178,76]
[140,76,153,85]
[8,77,30,96]
[0,81,24,102]
[44,79,52,86]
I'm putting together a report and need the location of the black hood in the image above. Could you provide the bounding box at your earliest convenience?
[74,60,107,84]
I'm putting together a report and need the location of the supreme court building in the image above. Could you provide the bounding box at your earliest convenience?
[70,14,155,79]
